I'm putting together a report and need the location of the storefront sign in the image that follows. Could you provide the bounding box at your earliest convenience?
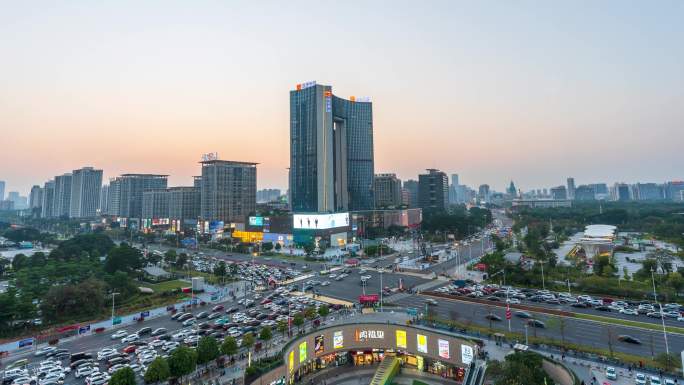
[315,335,324,354]
[355,329,384,341]
[396,330,407,349]
[461,344,474,364]
[416,334,428,353]
[438,339,450,359]
[334,331,344,349]
[299,342,307,363]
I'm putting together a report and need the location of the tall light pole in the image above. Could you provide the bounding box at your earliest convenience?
[111,292,120,325]
[651,269,670,356]
[379,269,384,312]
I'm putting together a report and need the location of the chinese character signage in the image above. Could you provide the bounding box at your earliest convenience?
[299,342,307,363]
[355,329,384,341]
[461,345,474,364]
[334,331,344,349]
[438,339,450,359]
[416,334,428,353]
[396,330,407,349]
[314,335,324,354]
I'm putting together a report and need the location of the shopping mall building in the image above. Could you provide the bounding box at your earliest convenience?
[250,322,478,385]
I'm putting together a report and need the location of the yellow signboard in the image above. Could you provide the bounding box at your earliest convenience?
[396,330,407,349]
[416,334,428,353]
[288,350,294,374]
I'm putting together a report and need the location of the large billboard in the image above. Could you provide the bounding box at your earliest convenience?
[293,213,350,230]
[249,216,263,226]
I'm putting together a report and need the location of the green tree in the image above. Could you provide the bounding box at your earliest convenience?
[220,336,238,357]
[164,249,177,266]
[167,346,197,379]
[104,244,143,274]
[317,305,330,319]
[259,326,272,348]
[293,313,304,331]
[11,254,28,271]
[143,357,170,384]
[196,336,220,365]
[276,320,287,336]
[655,352,681,372]
[241,332,255,349]
[302,243,315,256]
[274,243,282,251]
[109,366,136,385]
[488,351,552,385]
[213,261,227,284]
[304,306,317,320]
[261,242,273,252]
[176,253,188,269]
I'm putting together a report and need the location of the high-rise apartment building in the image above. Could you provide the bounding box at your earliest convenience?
[0,180,5,201]
[53,173,73,217]
[418,169,448,214]
[29,185,43,209]
[7,192,27,210]
[69,167,103,218]
[665,181,684,201]
[41,180,55,218]
[574,185,596,201]
[478,184,491,203]
[289,82,374,213]
[550,186,567,200]
[110,174,168,219]
[402,180,419,208]
[200,160,257,223]
[99,184,109,214]
[613,183,631,201]
[633,183,663,201]
[566,177,576,200]
[373,173,402,208]
[168,186,201,223]
[256,189,282,203]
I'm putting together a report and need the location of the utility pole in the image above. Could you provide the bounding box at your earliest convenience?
[111,292,120,325]
[379,269,384,312]
[652,269,670,356]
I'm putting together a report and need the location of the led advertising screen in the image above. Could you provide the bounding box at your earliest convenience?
[249,216,263,226]
[396,330,407,349]
[416,334,428,353]
[438,339,450,359]
[299,342,307,363]
[333,331,343,349]
[293,212,349,230]
[314,335,324,354]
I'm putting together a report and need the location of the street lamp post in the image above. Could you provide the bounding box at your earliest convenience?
[379,269,384,312]
[651,269,670,356]
[524,324,529,345]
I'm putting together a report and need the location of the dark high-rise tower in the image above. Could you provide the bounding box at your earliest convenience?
[290,82,374,213]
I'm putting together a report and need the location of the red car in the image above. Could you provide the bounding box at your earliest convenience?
[122,345,137,354]
[260,299,272,305]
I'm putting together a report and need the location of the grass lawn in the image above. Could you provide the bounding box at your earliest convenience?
[139,279,189,293]
[573,313,684,335]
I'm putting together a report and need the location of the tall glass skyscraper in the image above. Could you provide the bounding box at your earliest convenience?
[290,83,374,213]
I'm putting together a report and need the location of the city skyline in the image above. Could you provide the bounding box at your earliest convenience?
[1,1,683,195]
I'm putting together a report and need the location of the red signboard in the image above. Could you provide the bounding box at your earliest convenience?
[475,263,487,271]
[56,324,80,333]
[359,294,379,303]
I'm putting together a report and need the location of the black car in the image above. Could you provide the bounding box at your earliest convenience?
[137,327,152,335]
[485,314,502,321]
[70,352,93,363]
[196,311,209,319]
[46,348,69,357]
[618,335,642,344]
[158,334,172,341]
[571,302,588,308]
[171,312,183,320]
[515,311,533,319]
[595,305,611,312]
[486,296,501,302]
[527,319,545,328]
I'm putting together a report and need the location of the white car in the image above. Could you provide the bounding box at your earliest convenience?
[111,330,128,340]
[121,333,139,344]
[39,375,63,385]
[150,339,165,348]
[12,377,34,385]
[619,308,638,316]
[34,346,57,356]
[635,373,647,385]
[605,367,617,380]
[162,342,179,352]
[75,366,97,378]
[506,298,521,304]
[650,376,662,385]
[97,348,118,360]
[108,364,125,374]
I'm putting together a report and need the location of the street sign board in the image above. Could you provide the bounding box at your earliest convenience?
[140,311,150,317]
[406,308,418,316]
[112,317,122,325]
[78,325,90,335]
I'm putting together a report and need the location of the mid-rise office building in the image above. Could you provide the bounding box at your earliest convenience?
[69,167,103,218]
[374,173,402,208]
[478,184,491,203]
[110,174,168,219]
[142,189,170,220]
[168,186,201,223]
[566,177,576,200]
[0,200,13,211]
[403,180,419,208]
[633,183,663,201]
[550,185,567,200]
[200,159,257,223]
[574,185,596,201]
[29,185,43,209]
[613,183,631,201]
[589,183,609,200]
[289,82,374,213]
[664,181,684,201]
[418,169,448,214]
[7,192,28,210]
[53,173,73,217]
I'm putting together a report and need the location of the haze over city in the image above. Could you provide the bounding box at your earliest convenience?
[1,1,683,195]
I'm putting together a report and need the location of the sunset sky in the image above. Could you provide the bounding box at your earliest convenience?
[1,1,683,196]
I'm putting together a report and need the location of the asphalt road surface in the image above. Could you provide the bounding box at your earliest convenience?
[393,294,684,357]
